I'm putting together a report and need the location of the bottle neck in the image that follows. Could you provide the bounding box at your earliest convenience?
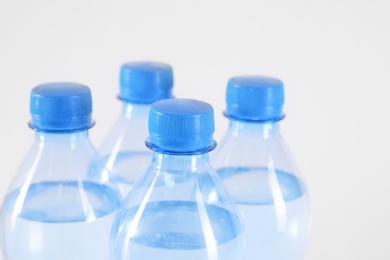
[228,119,281,138]
[35,130,90,145]
[152,152,211,172]
[121,102,151,119]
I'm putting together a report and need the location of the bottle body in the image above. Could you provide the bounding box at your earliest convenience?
[212,120,310,260]
[111,152,244,260]
[1,131,121,260]
[100,103,151,197]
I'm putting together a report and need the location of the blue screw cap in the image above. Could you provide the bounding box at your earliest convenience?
[225,76,284,121]
[119,62,174,104]
[148,99,215,153]
[29,82,94,132]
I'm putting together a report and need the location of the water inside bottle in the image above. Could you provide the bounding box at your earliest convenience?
[112,201,244,260]
[217,167,310,260]
[1,181,121,260]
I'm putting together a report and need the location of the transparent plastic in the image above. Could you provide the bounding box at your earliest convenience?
[100,103,151,197]
[211,119,311,260]
[0,131,122,260]
[111,151,245,260]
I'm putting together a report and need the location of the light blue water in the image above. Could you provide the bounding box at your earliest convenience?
[102,151,151,197]
[111,201,244,260]
[1,181,121,260]
[216,167,310,260]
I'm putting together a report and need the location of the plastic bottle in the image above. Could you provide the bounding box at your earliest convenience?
[0,83,122,260]
[111,98,244,260]
[99,62,174,197]
[211,76,311,260]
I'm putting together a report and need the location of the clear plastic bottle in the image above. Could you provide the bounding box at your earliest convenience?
[0,83,122,260]
[100,62,174,197]
[211,76,311,260]
[111,99,244,260]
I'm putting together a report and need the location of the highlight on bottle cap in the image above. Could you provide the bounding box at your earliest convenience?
[29,82,94,132]
[148,98,215,153]
[119,61,174,104]
[225,76,284,121]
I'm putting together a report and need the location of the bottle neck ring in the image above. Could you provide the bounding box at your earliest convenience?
[28,121,95,134]
[223,111,285,123]
[145,139,217,155]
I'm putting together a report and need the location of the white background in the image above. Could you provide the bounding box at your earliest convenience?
[0,0,389,259]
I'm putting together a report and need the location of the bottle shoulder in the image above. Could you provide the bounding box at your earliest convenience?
[115,159,242,228]
[216,131,291,156]
[99,113,149,153]
[212,131,299,174]
[6,134,114,192]
[211,131,308,205]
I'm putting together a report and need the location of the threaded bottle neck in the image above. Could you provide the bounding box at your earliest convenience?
[228,119,280,137]
[151,152,211,172]
[121,102,151,119]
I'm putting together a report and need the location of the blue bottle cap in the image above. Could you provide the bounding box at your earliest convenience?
[148,99,215,153]
[29,82,94,132]
[119,62,174,104]
[225,76,284,121]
